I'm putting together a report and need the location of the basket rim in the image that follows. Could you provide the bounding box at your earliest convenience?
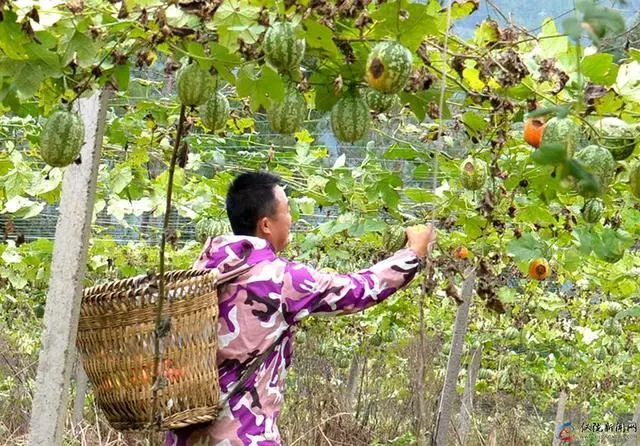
[83,268,219,299]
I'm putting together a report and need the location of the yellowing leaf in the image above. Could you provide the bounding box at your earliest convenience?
[539,18,568,58]
[614,61,640,103]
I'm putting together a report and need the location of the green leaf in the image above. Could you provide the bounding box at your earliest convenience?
[213,0,261,27]
[566,159,599,196]
[531,142,567,166]
[572,227,595,254]
[371,1,438,51]
[166,4,200,28]
[110,166,133,194]
[614,61,640,103]
[582,53,619,85]
[507,233,544,263]
[592,228,634,263]
[539,18,569,56]
[594,90,624,115]
[3,168,32,199]
[404,188,435,203]
[303,20,339,57]
[462,67,485,91]
[113,63,130,91]
[461,111,487,133]
[62,31,97,68]
[474,20,499,48]
[236,64,284,111]
[450,0,479,20]
[210,43,243,83]
[615,306,640,321]
[378,181,400,209]
[363,216,386,233]
[383,144,420,160]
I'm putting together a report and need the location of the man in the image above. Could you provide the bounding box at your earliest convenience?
[166,171,435,446]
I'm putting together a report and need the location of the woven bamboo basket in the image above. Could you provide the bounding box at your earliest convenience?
[77,269,221,431]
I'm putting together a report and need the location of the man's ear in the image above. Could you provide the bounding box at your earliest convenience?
[257,216,271,235]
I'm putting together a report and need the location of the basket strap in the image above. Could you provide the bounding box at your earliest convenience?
[219,329,288,407]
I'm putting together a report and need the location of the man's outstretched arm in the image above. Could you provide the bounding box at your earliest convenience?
[281,224,435,323]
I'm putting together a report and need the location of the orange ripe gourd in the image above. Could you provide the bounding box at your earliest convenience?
[453,246,469,259]
[524,118,545,148]
[528,258,550,280]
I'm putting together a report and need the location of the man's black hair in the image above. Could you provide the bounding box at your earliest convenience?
[226,171,282,236]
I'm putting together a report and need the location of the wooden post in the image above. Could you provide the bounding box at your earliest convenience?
[551,390,568,446]
[456,345,482,445]
[431,269,476,446]
[28,89,111,446]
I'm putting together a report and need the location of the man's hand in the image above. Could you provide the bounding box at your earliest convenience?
[406,223,436,259]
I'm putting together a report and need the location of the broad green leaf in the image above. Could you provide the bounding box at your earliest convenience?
[236,64,284,111]
[462,68,485,90]
[296,197,316,215]
[539,18,568,57]
[507,233,544,262]
[10,61,45,99]
[582,53,619,86]
[110,166,134,194]
[474,20,499,48]
[3,168,32,199]
[62,31,98,68]
[113,63,130,91]
[383,144,420,160]
[404,188,435,203]
[566,159,599,196]
[363,217,386,233]
[370,1,438,51]
[614,61,640,103]
[572,227,595,254]
[0,11,31,59]
[594,90,624,115]
[303,20,339,57]
[531,142,567,166]
[166,5,200,28]
[615,306,640,321]
[210,43,243,83]
[213,0,261,27]
[450,0,479,20]
[461,111,487,133]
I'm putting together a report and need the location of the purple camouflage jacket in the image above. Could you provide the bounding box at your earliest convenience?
[166,234,421,446]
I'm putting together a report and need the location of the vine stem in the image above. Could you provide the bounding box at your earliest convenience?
[432,0,453,224]
[149,104,187,443]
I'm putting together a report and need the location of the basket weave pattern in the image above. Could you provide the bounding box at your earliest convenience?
[77,269,221,431]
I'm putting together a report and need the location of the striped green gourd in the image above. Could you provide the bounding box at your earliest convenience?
[383,225,406,252]
[263,22,305,73]
[330,93,370,143]
[267,84,307,135]
[176,63,212,107]
[366,41,412,94]
[459,157,487,191]
[40,111,85,167]
[540,116,581,158]
[200,91,230,132]
[582,198,604,224]
[574,144,616,197]
[365,88,397,113]
[593,117,637,161]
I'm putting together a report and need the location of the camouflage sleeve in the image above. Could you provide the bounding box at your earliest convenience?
[280,248,421,324]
